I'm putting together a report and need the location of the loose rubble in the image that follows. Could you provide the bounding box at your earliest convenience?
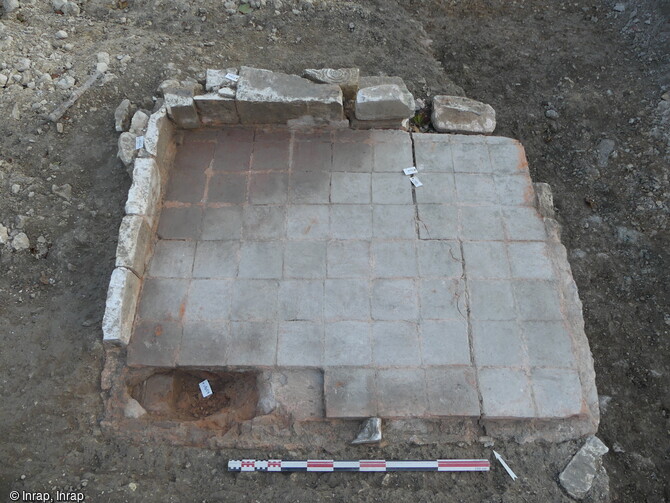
[51,183,72,201]
[0,224,9,245]
[11,232,30,251]
[52,0,80,16]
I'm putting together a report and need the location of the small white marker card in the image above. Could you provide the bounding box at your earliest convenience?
[135,135,144,150]
[199,379,213,398]
[410,176,423,187]
[225,73,240,82]
[403,166,418,176]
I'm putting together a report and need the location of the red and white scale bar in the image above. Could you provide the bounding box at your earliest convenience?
[229,459,490,473]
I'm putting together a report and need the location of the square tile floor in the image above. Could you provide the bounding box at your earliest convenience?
[128,128,591,421]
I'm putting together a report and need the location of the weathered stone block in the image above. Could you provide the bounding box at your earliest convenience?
[356,76,415,121]
[431,95,496,134]
[355,84,415,121]
[303,67,360,101]
[235,66,343,124]
[194,93,239,126]
[126,158,162,228]
[559,436,609,499]
[164,92,200,129]
[115,215,152,277]
[102,267,141,345]
[143,107,170,157]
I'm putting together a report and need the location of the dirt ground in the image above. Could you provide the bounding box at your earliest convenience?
[0,0,668,501]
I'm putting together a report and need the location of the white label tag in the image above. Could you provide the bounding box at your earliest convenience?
[403,166,418,176]
[410,176,423,187]
[225,73,240,82]
[135,136,144,150]
[199,379,213,398]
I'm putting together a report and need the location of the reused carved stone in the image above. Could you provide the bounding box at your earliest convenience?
[303,68,360,101]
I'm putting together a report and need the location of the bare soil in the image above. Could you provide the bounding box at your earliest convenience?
[0,0,668,501]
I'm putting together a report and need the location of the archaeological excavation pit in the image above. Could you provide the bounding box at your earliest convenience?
[101,67,599,445]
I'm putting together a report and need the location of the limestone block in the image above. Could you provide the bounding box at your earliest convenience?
[102,267,141,346]
[125,158,162,228]
[355,84,415,121]
[359,76,414,109]
[143,107,171,158]
[164,92,200,129]
[194,93,239,126]
[431,95,496,134]
[235,66,343,124]
[115,215,152,277]
[142,106,175,180]
[303,67,360,101]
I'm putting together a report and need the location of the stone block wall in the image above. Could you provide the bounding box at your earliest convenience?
[102,105,176,345]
